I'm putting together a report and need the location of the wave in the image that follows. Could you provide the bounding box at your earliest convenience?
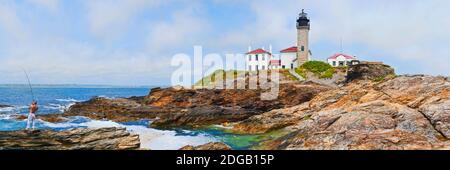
[0,105,28,114]
[44,103,75,113]
[41,117,217,150]
[0,107,14,112]
[55,98,80,102]
[96,95,116,100]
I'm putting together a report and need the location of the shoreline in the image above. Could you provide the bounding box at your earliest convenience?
[0,67,449,150]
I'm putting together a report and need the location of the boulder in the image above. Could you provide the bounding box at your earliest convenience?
[346,63,395,82]
[0,127,140,150]
[13,114,68,123]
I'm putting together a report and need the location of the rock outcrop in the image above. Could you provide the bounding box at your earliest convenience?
[14,114,68,123]
[233,75,449,150]
[64,82,331,128]
[0,104,12,108]
[346,63,395,82]
[0,127,140,150]
[179,142,232,150]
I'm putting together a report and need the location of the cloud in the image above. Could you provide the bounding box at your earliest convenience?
[146,5,211,54]
[27,0,60,12]
[0,39,172,85]
[308,0,450,75]
[0,0,449,86]
[0,2,29,41]
[84,0,165,41]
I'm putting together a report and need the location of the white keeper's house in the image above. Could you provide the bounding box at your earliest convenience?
[279,46,299,69]
[246,48,272,71]
[327,53,360,67]
[245,46,300,71]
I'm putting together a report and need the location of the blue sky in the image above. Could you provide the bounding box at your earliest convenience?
[0,0,449,86]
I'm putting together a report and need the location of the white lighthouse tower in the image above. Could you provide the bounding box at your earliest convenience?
[296,9,310,66]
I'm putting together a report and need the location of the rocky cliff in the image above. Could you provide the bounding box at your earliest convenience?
[0,127,140,150]
[63,82,331,128]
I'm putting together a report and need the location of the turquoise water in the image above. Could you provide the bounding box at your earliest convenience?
[0,85,261,150]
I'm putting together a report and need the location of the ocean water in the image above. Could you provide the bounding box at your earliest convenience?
[0,85,261,150]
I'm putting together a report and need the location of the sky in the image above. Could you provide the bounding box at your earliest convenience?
[0,0,449,86]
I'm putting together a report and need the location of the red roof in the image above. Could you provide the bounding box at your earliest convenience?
[328,53,356,60]
[269,60,281,66]
[246,48,271,55]
[280,46,298,53]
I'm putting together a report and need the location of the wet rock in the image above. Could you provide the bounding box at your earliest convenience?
[0,127,140,150]
[179,142,231,150]
[0,104,12,108]
[64,97,160,122]
[13,114,68,123]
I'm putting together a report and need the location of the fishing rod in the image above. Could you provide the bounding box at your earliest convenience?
[22,68,35,101]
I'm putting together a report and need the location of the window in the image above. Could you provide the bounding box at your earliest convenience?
[301,46,305,52]
[339,61,344,66]
[256,54,259,61]
[262,55,265,61]
[256,65,259,71]
[291,64,294,69]
[347,61,351,66]
[332,61,336,66]
[248,66,252,71]
[282,65,285,69]
[248,55,251,61]
[262,66,265,70]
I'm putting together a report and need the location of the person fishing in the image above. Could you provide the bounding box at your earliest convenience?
[26,100,38,130]
[22,68,38,130]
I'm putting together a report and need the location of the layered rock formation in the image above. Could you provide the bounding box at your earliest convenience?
[179,142,232,150]
[64,82,331,128]
[23,64,448,150]
[233,75,450,150]
[0,127,140,150]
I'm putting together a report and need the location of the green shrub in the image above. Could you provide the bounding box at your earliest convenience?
[295,68,307,79]
[320,67,335,79]
[296,61,335,79]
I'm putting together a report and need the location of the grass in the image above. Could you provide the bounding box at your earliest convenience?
[194,69,247,87]
[279,70,299,81]
[295,61,335,79]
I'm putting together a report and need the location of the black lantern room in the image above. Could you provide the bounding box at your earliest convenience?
[296,9,310,29]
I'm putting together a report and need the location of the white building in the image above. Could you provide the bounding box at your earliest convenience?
[280,46,299,69]
[269,60,281,69]
[327,53,359,67]
[246,48,272,71]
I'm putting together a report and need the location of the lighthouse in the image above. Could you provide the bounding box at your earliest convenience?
[296,9,310,66]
